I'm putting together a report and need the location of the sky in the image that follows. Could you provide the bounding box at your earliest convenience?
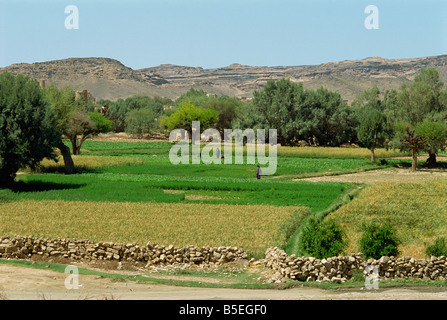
[0,0,446,69]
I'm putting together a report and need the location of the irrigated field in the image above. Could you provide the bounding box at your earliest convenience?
[326,178,447,258]
[1,139,444,259]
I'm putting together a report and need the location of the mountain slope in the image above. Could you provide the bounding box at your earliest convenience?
[1,55,447,102]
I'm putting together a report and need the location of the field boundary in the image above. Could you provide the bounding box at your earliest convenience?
[285,184,364,256]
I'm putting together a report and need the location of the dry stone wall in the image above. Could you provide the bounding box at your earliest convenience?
[0,236,247,267]
[2,236,447,283]
[264,247,447,283]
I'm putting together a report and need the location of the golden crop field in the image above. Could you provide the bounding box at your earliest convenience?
[276,146,410,158]
[0,200,309,258]
[327,178,447,258]
[25,155,144,172]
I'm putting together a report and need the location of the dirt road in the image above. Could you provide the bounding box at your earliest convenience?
[1,264,446,300]
[295,168,447,184]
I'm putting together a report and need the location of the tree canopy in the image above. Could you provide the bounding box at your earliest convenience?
[0,72,60,185]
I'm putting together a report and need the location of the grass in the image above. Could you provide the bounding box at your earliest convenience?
[4,173,350,211]
[326,178,447,259]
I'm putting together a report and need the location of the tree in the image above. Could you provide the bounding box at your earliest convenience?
[125,108,157,137]
[0,72,60,185]
[303,87,357,146]
[44,84,112,156]
[67,111,112,155]
[393,122,426,171]
[393,68,447,164]
[160,101,218,135]
[251,78,306,145]
[353,86,390,161]
[357,108,387,161]
[42,83,77,173]
[415,121,447,166]
[251,79,357,146]
[207,96,244,134]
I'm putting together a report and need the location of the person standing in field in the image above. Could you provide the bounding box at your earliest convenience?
[216,147,220,159]
[256,165,261,179]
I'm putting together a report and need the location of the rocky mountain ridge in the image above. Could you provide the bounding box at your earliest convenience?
[1,55,447,102]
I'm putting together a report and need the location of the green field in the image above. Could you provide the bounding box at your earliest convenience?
[1,139,441,259]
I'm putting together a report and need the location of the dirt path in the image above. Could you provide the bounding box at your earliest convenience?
[1,264,446,300]
[294,168,447,184]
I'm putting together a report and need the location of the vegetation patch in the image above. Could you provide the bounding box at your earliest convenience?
[327,178,447,258]
[0,200,309,258]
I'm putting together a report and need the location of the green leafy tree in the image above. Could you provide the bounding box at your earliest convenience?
[392,68,447,164]
[44,84,112,155]
[99,98,129,132]
[67,111,112,155]
[160,101,218,135]
[252,78,306,145]
[303,87,357,146]
[251,79,356,146]
[393,122,426,171]
[353,86,390,161]
[125,108,157,137]
[0,72,60,185]
[42,83,77,173]
[414,121,447,166]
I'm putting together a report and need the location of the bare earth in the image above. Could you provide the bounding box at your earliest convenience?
[295,167,447,184]
[1,264,447,300]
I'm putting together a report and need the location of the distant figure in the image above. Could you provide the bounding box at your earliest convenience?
[216,148,220,159]
[256,165,261,180]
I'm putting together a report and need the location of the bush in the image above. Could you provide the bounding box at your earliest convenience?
[425,237,447,257]
[299,218,348,259]
[359,223,400,259]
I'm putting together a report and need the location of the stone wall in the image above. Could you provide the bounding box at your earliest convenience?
[264,247,447,283]
[2,236,447,283]
[0,236,247,267]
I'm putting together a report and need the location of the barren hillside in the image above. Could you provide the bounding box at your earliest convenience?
[1,55,446,102]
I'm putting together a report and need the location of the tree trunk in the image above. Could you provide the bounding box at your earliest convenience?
[57,140,74,174]
[426,152,437,167]
[370,149,376,162]
[411,147,418,171]
[71,137,80,155]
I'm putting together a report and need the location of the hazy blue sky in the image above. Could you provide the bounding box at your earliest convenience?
[0,0,446,69]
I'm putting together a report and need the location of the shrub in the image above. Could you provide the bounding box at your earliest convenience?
[359,223,400,259]
[425,237,447,257]
[299,218,348,259]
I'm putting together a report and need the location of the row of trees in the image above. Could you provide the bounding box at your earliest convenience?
[98,88,245,137]
[352,68,447,169]
[1,67,446,184]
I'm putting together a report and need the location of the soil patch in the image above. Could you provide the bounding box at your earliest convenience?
[295,168,447,184]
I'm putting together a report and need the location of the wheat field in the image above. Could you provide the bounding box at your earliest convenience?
[327,178,447,258]
[0,200,309,258]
